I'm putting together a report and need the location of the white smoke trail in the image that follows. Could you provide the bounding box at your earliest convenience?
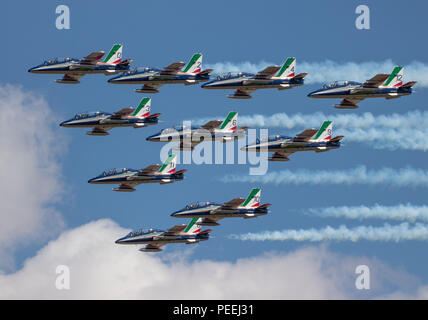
[206,60,428,87]
[307,204,428,222]
[194,111,428,151]
[221,166,428,188]
[230,223,428,242]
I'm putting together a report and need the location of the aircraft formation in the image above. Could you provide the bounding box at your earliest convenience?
[28,44,417,252]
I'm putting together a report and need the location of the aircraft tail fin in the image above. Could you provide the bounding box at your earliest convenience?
[157,154,176,174]
[242,188,261,209]
[182,53,203,74]
[276,57,296,79]
[312,121,333,141]
[103,44,123,65]
[183,218,203,234]
[217,111,238,132]
[131,97,151,118]
[382,66,404,88]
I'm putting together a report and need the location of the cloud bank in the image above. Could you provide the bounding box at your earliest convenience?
[0,218,424,299]
[0,84,65,270]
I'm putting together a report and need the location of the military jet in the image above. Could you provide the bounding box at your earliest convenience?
[108,53,213,93]
[201,57,307,99]
[242,121,343,162]
[60,97,160,136]
[171,188,271,226]
[88,154,185,192]
[28,44,132,84]
[307,66,417,109]
[146,111,248,150]
[115,218,211,252]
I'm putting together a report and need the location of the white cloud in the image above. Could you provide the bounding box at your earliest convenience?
[0,84,65,270]
[0,218,424,299]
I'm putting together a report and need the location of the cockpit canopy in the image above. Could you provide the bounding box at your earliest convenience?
[256,134,289,143]
[159,125,198,134]
[215,72,253,80]
[98,168,136,177]
[181,201,215,211]
[322,80,360,89]
[73,111,111,120]
[124,66,156,75]
[126,228,162,237]
[43,57,77,65]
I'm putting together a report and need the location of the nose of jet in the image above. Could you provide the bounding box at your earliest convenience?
[28,66,37,73]
[115,237,125,244]
[146,134,159,142]
[240,145,249,151]
[87,177,97,184]
[59,120,68,127]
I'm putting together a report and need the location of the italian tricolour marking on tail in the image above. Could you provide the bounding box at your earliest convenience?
[182,53,203,74]
[242,188,261,208]
[131,97,151,118]
[218,111,238,132]
[103,44,123,65]
[382,66,404,88]
[158,154,176,174]
[183,218,202,234]
[276,57,296,79]
[312,121,333,141]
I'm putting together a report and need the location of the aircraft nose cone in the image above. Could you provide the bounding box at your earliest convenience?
[88,177,96,184]
[240,145,249,151]
[28,66,36,73]
[146,134,158,141]
[115,238,124,244]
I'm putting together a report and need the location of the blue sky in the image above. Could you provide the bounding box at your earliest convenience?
[2,0,428,298]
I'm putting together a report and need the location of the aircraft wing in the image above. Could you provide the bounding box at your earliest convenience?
[110,107,135,120]
[363,73,389,88]
[229,88,257,99]
[334,98,364,109]
[137,164,162,175]
[160,62,186,75]
[200,120,222,131]
[293,128,318,142]
[79,51,105,65]
[215,198,245,211]
[57,73,85,83]
[254,65,281,79]
[139,243,166,252]
[269,151,293,162]
[174,140,203,151]
[163,224,188,236]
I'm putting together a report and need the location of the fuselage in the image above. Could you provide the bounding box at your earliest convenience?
[171,201,269,219]
[146,126,245,143]
[115,229,209,245]
[201,72,304,90]
[308,81,413,99]
[243,135,341,153]
[88,168,184,185]
[108,67,210,85]
[60,111,158,128]
[28,58,129,75]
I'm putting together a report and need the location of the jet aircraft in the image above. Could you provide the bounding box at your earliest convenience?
[201,57,307,99]
[28,44,132,83]
[242,121,343,162]
[108,53,213,93]
[88,154,185,192]
[60,97,160,136]
[115,218,211,252]
[307,66,417,109]
[171,188,271,226]
[146,111,248,150]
